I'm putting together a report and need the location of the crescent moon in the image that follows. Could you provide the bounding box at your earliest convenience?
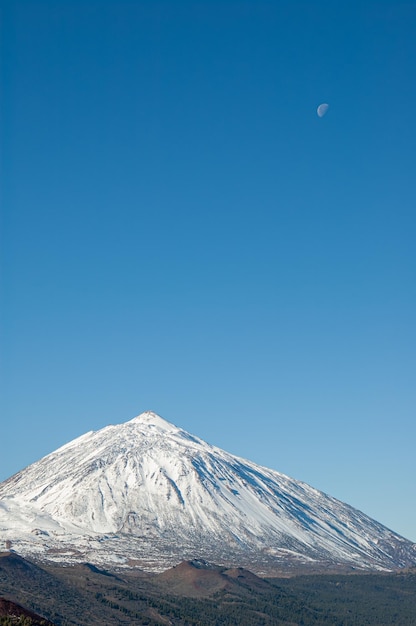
[317,103,329,117]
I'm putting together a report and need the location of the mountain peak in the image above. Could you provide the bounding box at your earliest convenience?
[128,411,177,431]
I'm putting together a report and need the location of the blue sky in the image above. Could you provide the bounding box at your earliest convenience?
[1,1,415,541]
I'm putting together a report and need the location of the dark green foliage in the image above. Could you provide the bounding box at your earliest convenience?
[0,617,51,625]
[271,570,416,626]
[1,552,416,625]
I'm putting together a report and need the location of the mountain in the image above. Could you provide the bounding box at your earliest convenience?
[0,411,414,573]
[0,551,92,625]
[155,559,273,597]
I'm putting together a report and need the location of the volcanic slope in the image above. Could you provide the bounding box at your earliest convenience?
[0,411,414,572]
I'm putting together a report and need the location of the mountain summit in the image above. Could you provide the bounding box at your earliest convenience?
[0,411,414,573]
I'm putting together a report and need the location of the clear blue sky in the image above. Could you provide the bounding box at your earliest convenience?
[1,1,415,542]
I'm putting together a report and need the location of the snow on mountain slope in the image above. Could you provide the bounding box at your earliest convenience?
[0,411,414,573]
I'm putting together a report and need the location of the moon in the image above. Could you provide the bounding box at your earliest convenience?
[317,103,329,117]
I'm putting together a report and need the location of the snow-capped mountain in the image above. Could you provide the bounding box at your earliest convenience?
[0,411,414,573]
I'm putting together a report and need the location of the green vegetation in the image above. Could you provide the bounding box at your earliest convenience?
[90,573,416,625]
[0,618,50,625]
[273,570,416,626]
[1,552,415,625]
